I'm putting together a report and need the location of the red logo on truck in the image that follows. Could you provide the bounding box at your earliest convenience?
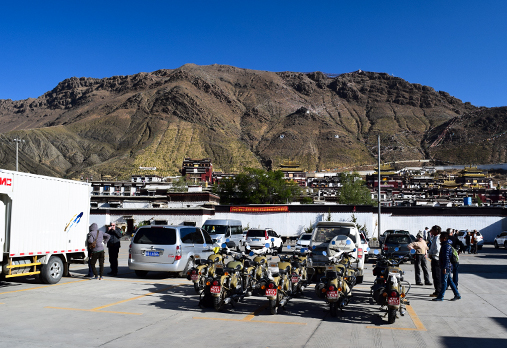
[0,178,12,186]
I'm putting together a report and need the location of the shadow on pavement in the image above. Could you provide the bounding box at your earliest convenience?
[440,336,507,347]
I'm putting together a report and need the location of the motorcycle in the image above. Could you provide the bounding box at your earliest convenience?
[259,242,293,315]
[209,241,253,311]
[286,245,309,297]
[246,245,271,295]
[314,248,353,316]
[187,246,223,294]
[370,248,414,323]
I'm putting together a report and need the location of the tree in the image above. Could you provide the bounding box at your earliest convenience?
[213,168,301,204]
[337,172,375,205]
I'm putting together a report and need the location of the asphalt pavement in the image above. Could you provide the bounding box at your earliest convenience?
[0,242,506,347]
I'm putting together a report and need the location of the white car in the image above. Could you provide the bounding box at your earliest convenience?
[494,231,507,248]
[246,228,283,252]
[296,234,312,248]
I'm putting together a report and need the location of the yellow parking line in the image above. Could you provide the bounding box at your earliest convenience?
[0,279,88,296]
[45,307,142,315]
[366,305,426,331]
[45,283,184,315]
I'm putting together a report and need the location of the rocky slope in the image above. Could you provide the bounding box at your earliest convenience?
[0,64,497,179]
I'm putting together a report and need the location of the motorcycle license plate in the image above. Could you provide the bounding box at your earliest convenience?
[388,297,400,306]
[291,276,299,283]
[327,291,338,299]
[191,274,199,281]
[210,286,221,294]
[265,289,277,297]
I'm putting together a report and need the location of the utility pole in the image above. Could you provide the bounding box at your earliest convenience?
[13,137,24,171]
[377,134,381,239]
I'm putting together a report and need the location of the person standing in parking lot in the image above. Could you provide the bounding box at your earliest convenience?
[465,231,472,254]
[472,230,479,254]
[428,225,442,297]
[88,223,110,280]
[408,233,432,286]
[448,229,463,288]
[433,233,461,301]
[106,222,122,276]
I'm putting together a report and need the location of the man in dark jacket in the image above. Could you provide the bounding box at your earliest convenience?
[106,222,122,276]
[433,233,461,301]
[449,229,464,288]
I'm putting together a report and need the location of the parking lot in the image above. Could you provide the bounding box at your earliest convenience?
[1,242,506,347]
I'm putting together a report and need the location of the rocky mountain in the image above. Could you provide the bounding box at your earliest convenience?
[0,63,501,179]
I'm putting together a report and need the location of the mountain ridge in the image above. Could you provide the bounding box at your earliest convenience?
[0,64,504,179]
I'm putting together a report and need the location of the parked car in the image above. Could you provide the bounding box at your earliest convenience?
[245,228,283,252]
[494,231,507,248]
[379,229,411,245]
[202,219,243,249]
[296,233,312,247]
[309,221,365,283]
[359,231,370,262]
[382,233,415,263]
[128,225,215,277]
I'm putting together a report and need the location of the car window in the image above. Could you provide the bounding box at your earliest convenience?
[193,229,205,244]
[247,230,265,237]
[476,232,482,236]
[133,227,176,245]
[386,235,411,244]
[180,227,196,244]
[314,226,356,243]
[300,234,312,240]
[202,225,227,235]
[202,229,213,244]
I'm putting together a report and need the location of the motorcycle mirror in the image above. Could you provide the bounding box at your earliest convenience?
[271,238,275,242]
[322,251,327,256]
[226,238,230,242]
[300,248,305,253]
[221,243,227,248]
[374,249,379,255]
[203,243,207,247]
[312,245,316,249]
[287,245,291,249]
[394,247,399,251]
[346,240,351,245]
[249,251,254,256]
[353,248,357,252]
[410,249,416,254]
[331,241,336,245]
[265,243,270,248]
[367,247,370,252]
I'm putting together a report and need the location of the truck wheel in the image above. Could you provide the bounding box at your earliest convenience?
[135,270,148,277]
[40,256,64,284]
[388,308,397,324]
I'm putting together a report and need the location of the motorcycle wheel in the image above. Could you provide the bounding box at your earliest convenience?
[330,302,338,317]
[388,308,397,324]
[269,299,277,315]
[213,296,224,311]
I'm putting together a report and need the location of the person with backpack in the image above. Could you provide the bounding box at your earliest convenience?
[448,229,463,288]
[87,223,110,280]
[433,233,461,301]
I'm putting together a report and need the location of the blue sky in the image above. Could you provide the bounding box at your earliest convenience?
[1,0,506,107]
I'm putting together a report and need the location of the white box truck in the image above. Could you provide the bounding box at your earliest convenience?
[0,169,90,284]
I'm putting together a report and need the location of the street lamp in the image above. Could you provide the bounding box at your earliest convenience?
[13,137,24,171]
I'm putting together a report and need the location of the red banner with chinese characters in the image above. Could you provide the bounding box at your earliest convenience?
[230,206,289,213]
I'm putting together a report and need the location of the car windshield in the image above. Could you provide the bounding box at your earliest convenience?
[299,234,312,240]
[133,227,176,245]
[314,226,355,243]
[202,225,228,235]
[247,230,266,237]
[386,235,411,244]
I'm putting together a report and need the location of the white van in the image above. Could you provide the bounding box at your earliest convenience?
[202,219,243,249]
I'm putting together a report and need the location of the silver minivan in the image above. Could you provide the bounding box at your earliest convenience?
[202,219,243,249]
[128,225,215,277]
